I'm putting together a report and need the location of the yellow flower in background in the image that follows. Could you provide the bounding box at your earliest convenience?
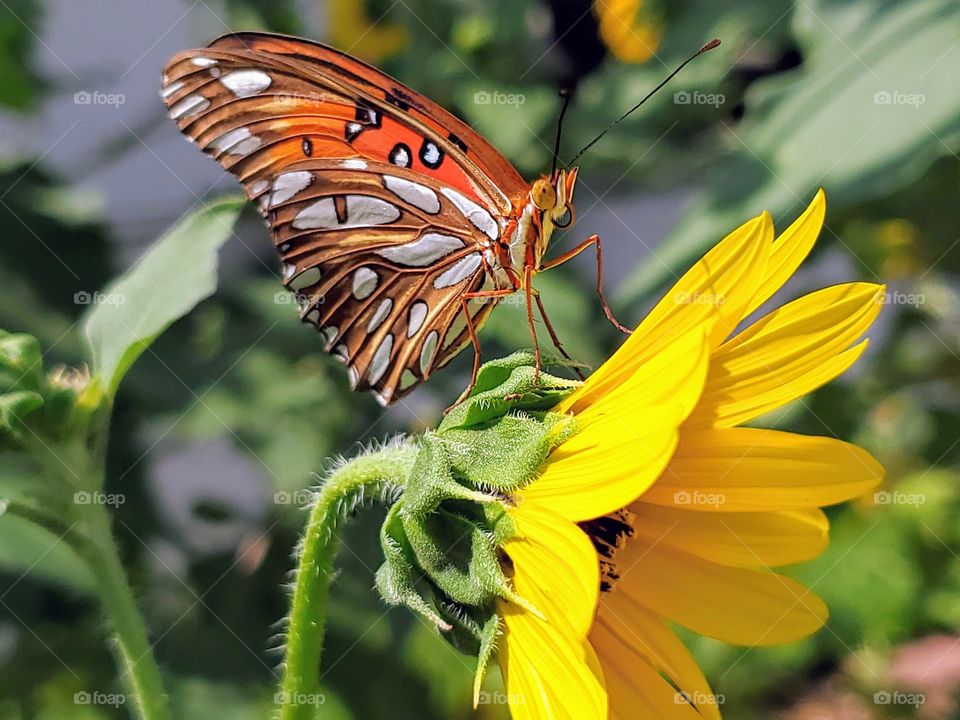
[328,0,407,63]
[494,190,885,718]
[595,0,664,64]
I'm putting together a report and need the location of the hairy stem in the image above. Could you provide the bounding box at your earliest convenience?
[79,498,172,720]
[278,443,417,720]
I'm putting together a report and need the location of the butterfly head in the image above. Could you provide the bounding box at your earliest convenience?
[529,167,578,265]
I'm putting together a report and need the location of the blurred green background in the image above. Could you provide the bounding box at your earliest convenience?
[0,0,958,718]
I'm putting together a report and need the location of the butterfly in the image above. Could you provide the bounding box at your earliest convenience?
[162,33,714,405]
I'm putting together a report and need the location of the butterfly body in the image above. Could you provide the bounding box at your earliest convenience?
[162,33,615,406]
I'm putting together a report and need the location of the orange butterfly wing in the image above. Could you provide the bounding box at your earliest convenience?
[162,33,527,404]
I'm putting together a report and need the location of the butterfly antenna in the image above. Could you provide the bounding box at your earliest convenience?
[566,39,721,167]
[551,88,572,176]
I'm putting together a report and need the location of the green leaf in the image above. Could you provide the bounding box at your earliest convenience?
[0,390,43,439]
[83,197,245,397]
[620,0,960,305]
[0,513,95,594]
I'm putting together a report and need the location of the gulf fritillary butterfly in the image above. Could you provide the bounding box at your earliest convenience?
[162,33,716,406]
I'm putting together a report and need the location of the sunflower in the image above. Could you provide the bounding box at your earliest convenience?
[494,190,885,718]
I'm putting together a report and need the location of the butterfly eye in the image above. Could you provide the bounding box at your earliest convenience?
[531,180,557,211]
[553,205,574,228]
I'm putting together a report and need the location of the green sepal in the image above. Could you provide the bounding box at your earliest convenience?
[438,351,579,431]
[440,411,576,493]
[435,599,489,653]
[401,432,500,518]
[374,503,451,630]
[402,507,503,606]
[472,613,501,708]
[484,502,518,547]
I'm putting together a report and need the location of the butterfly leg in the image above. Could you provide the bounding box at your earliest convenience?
[535,294,586,381]
[446,287,517,412]
[524,265,543,385]
[541,234,632,334]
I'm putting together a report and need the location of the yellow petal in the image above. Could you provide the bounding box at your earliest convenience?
[629,504,829,567]
[522,404,680,522]
[592,623,707,720]
[689,282,884,427]
[504,503,599,638]
[612,544,828,645]
[594,605,722,720]
[642,427,884,511]
[575,316,711,426]
[522,326,711,522]
[744,189,825,317]
[499,602,607,720]
[561,212,771,414]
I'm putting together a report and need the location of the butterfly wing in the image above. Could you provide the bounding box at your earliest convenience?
[162,33,525,404]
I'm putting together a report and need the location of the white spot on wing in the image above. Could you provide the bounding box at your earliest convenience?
[321,326,339,350]
[433,253,482,289]
[422,142,441,165]
[271,171,312,206]
[221,69,272,98]
[293,195,400,230]
[400,369,418,390]
[282,263,297,282]
[344,196,400,226]
[375,233,462,267]
[191,57,217,68]
[440,187,499,240]
[161,80,184,100]
[407,301,428,337]
[292,198,337,229]
[348,365,360,389]
[209,127,262,156]
[341,159,368,170]
[367,297,393,334]
[368,334,394,385]
[169,94,209,120]
[420,331,439,375]
[352,267,378,300]
[250,179,270,195]
[383,176,440,214]
[288,266,321,291]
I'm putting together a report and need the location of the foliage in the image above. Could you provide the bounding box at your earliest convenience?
[0,0,957,718]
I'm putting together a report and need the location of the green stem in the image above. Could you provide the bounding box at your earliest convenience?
[278,444,417,720]
[79,500,172,720]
